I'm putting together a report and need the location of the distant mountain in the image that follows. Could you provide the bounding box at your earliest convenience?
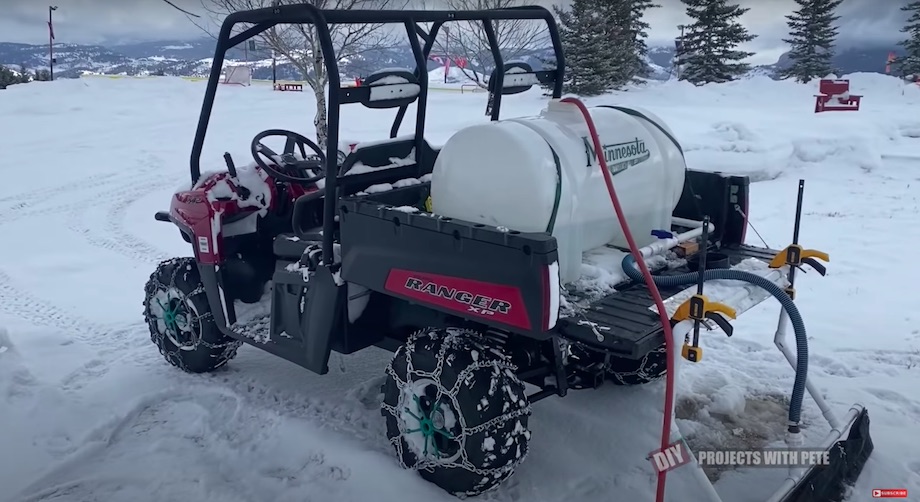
[0,38,462,81]
[0,37,907,83]
[774,45,905,75]
[644,43,905,80]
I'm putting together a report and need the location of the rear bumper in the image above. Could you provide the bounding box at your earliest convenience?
[557,244,781,358]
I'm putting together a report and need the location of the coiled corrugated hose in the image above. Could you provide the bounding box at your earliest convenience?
[621,254,808,426]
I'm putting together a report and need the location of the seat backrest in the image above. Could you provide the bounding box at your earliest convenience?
[339,68,421,109]
[818,79,850,96]
[487,61,549,95]
[336,136,438,195]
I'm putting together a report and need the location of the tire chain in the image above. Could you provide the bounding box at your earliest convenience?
[606,343,668,385]
[381,327,532,485]
[142,257,242,373]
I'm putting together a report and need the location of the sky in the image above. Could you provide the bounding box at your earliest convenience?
[0,0,910,65]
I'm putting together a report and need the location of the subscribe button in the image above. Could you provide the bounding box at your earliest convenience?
[873,489,908,498]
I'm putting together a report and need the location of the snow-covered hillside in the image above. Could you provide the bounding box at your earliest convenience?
[1,74,919,502]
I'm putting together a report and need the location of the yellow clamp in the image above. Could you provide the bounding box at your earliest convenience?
[672,294,737,323]
[682,344,703,363]
[769,244,829,275]
[424,196,433,212]
[673,295,737,363]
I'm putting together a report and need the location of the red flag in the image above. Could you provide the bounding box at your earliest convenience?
[48,21,55,40]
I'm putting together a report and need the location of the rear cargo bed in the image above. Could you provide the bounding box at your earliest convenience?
[559,244,780,358]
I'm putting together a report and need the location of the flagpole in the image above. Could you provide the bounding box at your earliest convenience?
[48,5,58,81]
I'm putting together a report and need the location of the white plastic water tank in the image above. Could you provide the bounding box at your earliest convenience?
[430,100,687,285]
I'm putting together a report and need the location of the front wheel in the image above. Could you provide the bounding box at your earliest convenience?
[381,328,532,497]
[143,257,241,373]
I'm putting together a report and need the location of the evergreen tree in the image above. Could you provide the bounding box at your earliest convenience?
[0,65,29,89]
[554,0,629,95]
[625,0,661,80]
[597,1,635,88]
[898,1,920,78]
[676,0,756,85]
[778,0,843,83]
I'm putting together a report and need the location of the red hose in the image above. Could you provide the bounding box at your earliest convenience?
[559,97,675,502]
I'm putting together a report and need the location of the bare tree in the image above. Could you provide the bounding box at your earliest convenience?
[160,0,201,17]
[424,0,550,89]
[161,0,404,148]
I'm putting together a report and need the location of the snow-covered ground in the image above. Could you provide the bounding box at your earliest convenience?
[1,73,919,502]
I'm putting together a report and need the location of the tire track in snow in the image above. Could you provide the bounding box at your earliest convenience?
[0,270,141,392]
[0,269,143,367]
[13,380,409,502]
[0,171,144,222]
[0,270,104,336]
[0,168,175,393]
[64,173,179,265]
[59,152,184,265]
[0,174,168,227]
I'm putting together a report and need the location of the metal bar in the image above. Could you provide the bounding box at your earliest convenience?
[482,20,504,121]
[190,20,237,185]
[526,387,558,403]
[48,6,56,81]
[391,21,443,138]
[773,311,843,431]
[422,22,445,70]
[223,6,554,26]
[229,23,272,48]
[414,22,432,45]
[545,14,565,98]
[787,179,805,287]
[389,106,408,139]
[317,9,341,267]
[405,18,428,172]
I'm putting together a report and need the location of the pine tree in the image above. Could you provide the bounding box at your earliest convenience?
[898,1,920,78]
[554,0,629,95]
[0,65,30,89]
[597,1,635,88]
[778,0,843,83]
[676,0,757,85]
[626,0,661,80]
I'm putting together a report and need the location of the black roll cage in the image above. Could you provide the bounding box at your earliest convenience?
[189,4,565,266]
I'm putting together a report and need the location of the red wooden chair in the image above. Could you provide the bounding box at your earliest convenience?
[814,79,861,113]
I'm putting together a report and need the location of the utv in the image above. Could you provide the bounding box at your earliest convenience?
[144,4,871,500]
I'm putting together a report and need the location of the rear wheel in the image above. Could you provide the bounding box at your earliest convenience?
[143,257,241,373]
[381,327,532,497]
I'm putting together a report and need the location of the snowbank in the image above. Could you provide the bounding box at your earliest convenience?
[579,73,920,183]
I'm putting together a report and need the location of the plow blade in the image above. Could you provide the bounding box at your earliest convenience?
[774,407,873,502]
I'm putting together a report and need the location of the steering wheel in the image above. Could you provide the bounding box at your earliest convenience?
[251,129,326,184]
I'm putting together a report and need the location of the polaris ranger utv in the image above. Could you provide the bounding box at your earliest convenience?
[145,4,871,500]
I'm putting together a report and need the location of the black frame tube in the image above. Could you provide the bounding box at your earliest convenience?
[188,5,565,267]
[787,179,806,288]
